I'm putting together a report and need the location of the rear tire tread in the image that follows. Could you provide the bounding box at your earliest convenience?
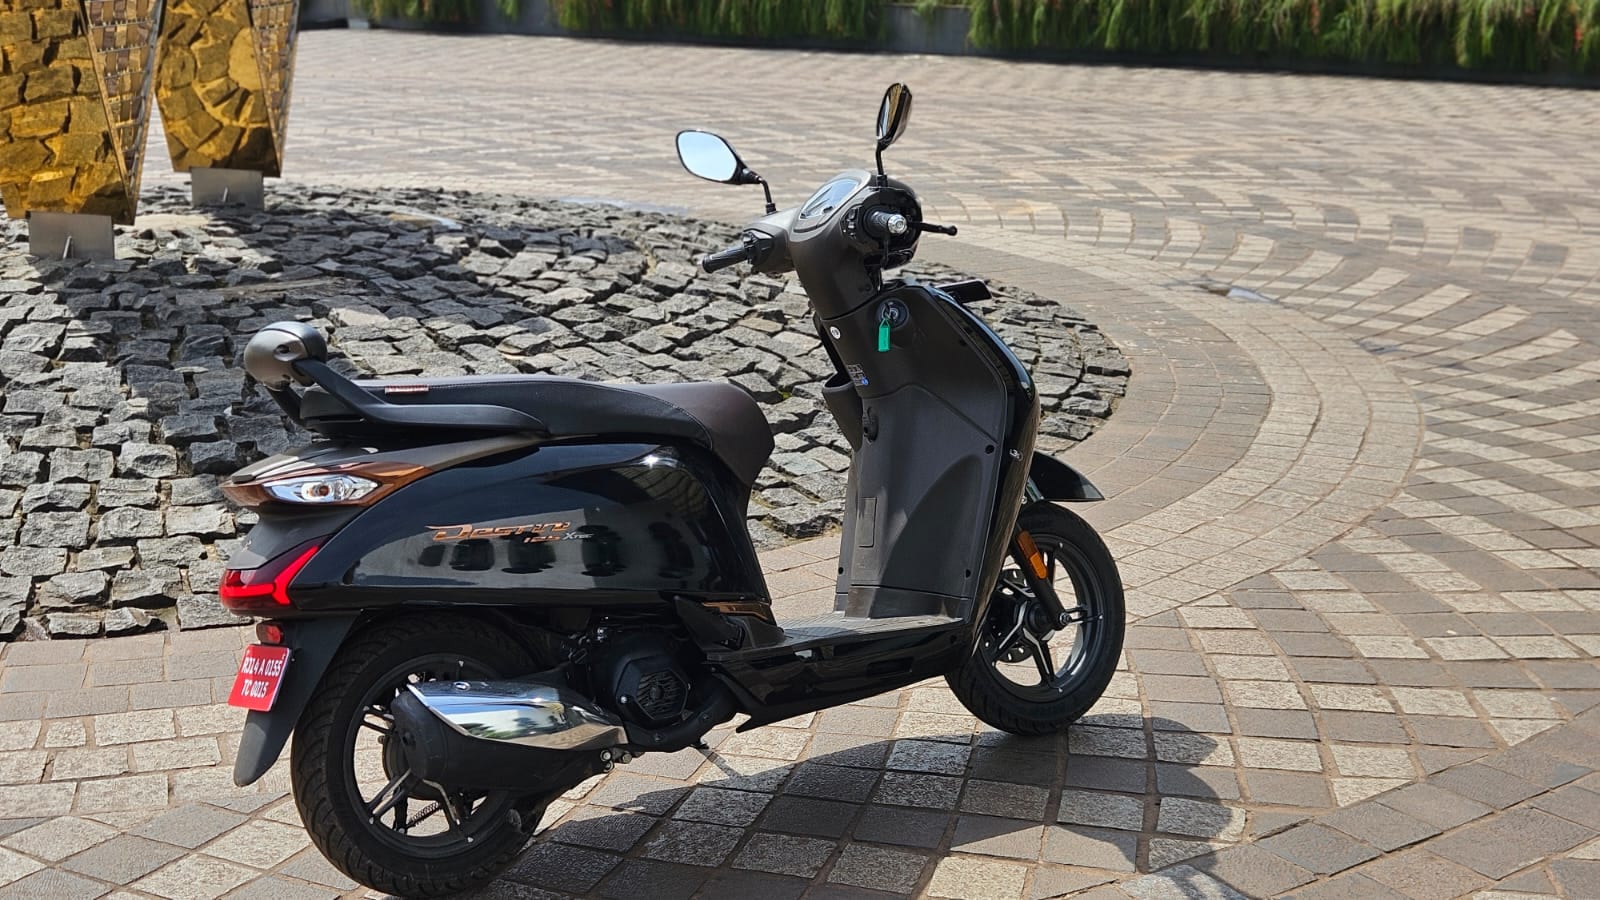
[290,614,536,898]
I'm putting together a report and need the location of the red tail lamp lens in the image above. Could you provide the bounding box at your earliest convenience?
[220,544,320,612]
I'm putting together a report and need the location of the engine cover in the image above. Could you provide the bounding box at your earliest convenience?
[597,634,692,728]
[621,661,688,726]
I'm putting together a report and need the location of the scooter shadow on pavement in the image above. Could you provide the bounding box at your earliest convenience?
[491,721,1227,893]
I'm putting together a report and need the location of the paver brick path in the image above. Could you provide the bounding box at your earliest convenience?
[3,32,1600,899]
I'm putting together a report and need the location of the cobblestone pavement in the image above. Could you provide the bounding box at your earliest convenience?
[4,31,1600,899]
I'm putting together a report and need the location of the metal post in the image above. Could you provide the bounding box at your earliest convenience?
[191,168,267,209]
[26,212,116,260]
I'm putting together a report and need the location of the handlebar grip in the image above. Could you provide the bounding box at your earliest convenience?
[700,243,751,273]
[864,210,909,238]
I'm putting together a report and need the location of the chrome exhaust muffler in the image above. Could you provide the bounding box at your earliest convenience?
[405,679,627,750]
[389,678,626,793]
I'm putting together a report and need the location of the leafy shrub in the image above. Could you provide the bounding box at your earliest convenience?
[369,0,1600,75]
[356,0,481,24]
[553,0,883,40]
[968,0,1600,73]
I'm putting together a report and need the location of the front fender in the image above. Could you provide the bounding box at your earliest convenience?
[1028,452,1104,502]
[233,614,358,786]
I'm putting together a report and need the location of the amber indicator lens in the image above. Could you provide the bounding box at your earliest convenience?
[1017,531,1049,580]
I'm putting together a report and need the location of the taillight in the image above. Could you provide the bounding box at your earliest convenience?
[220,543,320,612]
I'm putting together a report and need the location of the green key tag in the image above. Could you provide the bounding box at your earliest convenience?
[877,312,891,353]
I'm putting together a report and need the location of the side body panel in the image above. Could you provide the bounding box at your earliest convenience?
[225,433,543,571]
[288,442,769,610]
[822,281,1039,622]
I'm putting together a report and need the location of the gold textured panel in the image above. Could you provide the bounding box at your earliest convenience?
[0,0,164,225]
[250,0,295,141]
[154,0,298,176]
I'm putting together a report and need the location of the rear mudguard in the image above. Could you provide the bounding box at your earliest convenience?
[233,614,357,786]
[1029,452,1104,501]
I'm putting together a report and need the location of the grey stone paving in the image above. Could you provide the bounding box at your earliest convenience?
[3,29,1600,900]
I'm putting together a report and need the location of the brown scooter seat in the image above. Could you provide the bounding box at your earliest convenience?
[300,376,774,485]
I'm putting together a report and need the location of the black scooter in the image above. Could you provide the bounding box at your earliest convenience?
[217,84,1124,897]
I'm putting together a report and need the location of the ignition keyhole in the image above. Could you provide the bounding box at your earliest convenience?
[877,299,910,330]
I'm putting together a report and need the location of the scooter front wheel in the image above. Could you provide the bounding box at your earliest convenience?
[290,614,544,898]
[947,503,1126,735]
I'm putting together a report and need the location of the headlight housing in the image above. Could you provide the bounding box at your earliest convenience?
[221,461,427,509]
[262,474,379,504]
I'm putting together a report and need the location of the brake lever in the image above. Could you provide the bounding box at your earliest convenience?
[915,222,959,236]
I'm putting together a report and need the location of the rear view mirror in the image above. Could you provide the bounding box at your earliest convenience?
[876,83,913,151]
[676,131,743,184]
[676,129,777,214]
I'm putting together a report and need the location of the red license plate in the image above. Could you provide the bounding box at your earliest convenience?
[228,644,292,712]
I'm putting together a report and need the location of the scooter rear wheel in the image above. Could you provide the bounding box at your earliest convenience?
[290,614,543,898]
[947,503,1125,735]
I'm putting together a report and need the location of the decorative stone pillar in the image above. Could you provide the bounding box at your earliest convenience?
[0,0,164,256]
[154,0,299,207]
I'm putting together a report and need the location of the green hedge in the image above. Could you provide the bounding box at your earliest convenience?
[359,0,475,24]
[967,0,1599,74]
[552,0,882,40]
[373,0,1600,76]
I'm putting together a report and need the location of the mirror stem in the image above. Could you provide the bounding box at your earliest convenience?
[756,176,776,215]
[875,146,887,185]
[738,167,777,214]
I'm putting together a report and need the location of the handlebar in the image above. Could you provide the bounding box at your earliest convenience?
[861,209,958,240]
[864,210,909,238]
[700,241,753,273]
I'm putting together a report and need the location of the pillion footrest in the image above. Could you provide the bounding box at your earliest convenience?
[713,612,962,659]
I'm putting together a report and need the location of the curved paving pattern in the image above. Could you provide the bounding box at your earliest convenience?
[3,31,1600,900]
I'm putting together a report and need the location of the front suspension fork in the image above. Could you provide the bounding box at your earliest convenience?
[1009,528,1079,630]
